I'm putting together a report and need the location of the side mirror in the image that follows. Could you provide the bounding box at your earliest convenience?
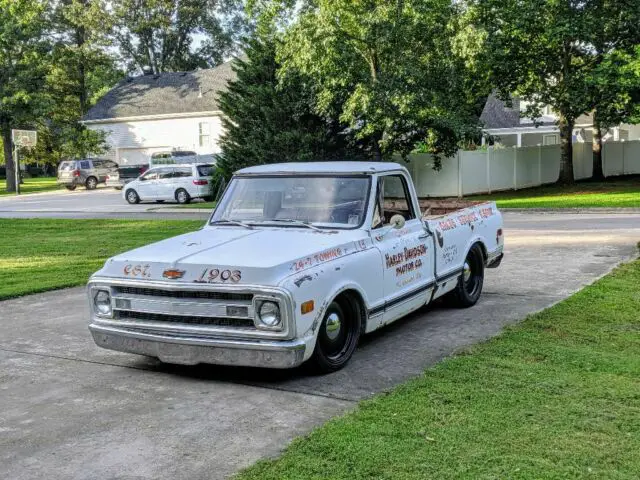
[390,214,406,229]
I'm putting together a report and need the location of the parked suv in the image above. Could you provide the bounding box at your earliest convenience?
[123,163,214,204]
[57,158,118,190]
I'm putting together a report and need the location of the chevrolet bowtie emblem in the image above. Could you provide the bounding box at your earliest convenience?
[163,269,185,280]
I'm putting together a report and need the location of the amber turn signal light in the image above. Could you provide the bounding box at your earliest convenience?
[301,300,315,314]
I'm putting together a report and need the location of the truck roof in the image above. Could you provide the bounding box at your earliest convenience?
[236,161,408,175]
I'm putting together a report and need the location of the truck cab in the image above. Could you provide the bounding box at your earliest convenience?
[88,162,503,372]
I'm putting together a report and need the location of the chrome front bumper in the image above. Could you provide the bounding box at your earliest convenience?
[90,324,306,369]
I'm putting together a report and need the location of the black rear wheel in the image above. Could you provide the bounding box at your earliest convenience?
[85,176,98,190]
[310,296,361,373]
[449,244,485,308]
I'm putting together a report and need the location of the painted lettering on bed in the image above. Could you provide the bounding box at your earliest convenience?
[457,212,478,225]
[438,219,457,231]
[479,207,494,218]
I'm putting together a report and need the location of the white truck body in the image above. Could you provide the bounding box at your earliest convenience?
[88,162,504,370]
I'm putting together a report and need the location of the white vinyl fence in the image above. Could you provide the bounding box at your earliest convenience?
[402,140,640,197]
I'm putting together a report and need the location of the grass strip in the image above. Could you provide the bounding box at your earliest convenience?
[0,219,202,300]
[238,259,640,479]
[469,177,640,208]
[0,177,62,196]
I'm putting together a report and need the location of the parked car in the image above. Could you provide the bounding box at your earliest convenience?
[57,158,118,190]
[123,163,214,204]
[88,161,504,372]
[106,164,149,190]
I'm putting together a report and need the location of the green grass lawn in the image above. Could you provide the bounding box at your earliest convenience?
[469,177,640,208]
[239,258,640,480]
[0,219,202,300]
[0,177,62,196]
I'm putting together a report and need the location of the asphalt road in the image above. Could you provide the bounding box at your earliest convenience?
[0,187,212,220]
[1,212,639,479]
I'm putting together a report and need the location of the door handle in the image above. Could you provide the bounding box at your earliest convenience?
[418,232,430,239]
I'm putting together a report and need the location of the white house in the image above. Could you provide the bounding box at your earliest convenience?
[480,93,640,147]
[83,60,236,166]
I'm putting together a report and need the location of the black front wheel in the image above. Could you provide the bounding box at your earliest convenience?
[449,244,485,308]
[310,296,361,373]
[125,189,140,204]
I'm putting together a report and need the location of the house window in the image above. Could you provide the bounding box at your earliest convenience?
[543,134,559,145]
[199,122,210,147]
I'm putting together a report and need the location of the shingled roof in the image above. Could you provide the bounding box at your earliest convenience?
[84,59,236,122]
[480,93,558,129]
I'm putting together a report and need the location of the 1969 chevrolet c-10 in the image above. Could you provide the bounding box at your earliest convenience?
[88,162,504,372]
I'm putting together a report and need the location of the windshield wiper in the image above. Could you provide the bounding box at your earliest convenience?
[210,219,254,230]
[253,219,323,232]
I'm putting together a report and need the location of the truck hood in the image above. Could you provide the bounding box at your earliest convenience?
[97,225,365,286]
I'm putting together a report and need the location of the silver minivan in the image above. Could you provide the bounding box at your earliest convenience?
[57,158,118,190]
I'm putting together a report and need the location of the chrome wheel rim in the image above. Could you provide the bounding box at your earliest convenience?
[463,261,472,282]
[325,312,341,341]
[127,191,136,202]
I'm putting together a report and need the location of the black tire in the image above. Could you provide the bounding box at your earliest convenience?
[85,176,98,190]
[65,185,77,191]
[125,189,140,204]
[310,295,362,373]
[175,188,191,204]
[450,244,485,308]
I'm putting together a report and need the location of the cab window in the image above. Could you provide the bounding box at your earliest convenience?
[139,170,158,181]
[372,174,415,229]
[157,167,174,180]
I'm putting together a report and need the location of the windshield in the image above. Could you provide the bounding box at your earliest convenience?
[211,175,371,229]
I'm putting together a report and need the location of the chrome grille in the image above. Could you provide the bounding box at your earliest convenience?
[110,285,256,330]
[113,286,253,302]
[115,311,255,328]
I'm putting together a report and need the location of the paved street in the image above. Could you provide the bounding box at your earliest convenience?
[0,212,639,479]
[0,187,212,220]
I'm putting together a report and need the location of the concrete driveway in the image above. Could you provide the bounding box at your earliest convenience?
[1,213,638,479]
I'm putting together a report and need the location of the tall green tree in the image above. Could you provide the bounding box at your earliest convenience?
[584,0,640,180]
[111,0,247,73]
[476,0,640,184]
[0,0,50,192]
[218,36,366,178]
[26,0,121,164]
[275,0,482,164]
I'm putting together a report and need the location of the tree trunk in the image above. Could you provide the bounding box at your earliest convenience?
[558,114,575,184]
[371,131,383,162]
[592,118,605,181]
[1,119,16,193]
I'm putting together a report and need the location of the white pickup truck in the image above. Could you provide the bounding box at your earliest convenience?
[88,162,504,372]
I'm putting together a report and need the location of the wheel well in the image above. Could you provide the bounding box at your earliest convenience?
[86,175,97,182]
[333,289,367,333]
[471,241,487,262]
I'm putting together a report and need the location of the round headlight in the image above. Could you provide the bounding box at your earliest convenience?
[94,289,112,316]
[258,301,281,327]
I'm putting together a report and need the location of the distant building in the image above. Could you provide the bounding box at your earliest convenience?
[83,60,236,165]
[480,93,640,147]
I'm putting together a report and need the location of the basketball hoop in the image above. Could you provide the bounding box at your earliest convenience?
[12,129,37,148]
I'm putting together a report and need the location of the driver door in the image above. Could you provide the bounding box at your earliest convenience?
[372,174,434,322]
